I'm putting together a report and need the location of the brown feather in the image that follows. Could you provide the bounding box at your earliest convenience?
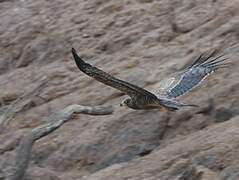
[72,48,158,100]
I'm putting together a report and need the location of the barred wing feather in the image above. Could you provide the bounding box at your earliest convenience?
[157,50,229,98]
[72,48,158,100]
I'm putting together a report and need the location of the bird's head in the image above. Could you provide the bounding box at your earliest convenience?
[120,98,131,107]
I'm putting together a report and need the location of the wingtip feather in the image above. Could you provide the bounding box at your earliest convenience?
[71,47,80,61]
[71,48,77,54]
[71,47,88,70]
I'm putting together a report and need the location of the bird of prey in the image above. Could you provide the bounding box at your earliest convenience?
[72,48,229,111]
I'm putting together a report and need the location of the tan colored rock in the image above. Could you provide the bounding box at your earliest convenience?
[0,0,239,179]
[86,116,239,180]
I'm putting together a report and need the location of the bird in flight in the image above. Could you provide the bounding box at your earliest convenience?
[72,48,229,111]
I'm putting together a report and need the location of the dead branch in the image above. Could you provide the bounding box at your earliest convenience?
[11,104,113,180]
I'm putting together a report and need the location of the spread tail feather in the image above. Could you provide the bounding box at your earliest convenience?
[160,98,198,111]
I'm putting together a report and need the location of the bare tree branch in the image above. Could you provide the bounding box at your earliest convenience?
[11,104,114,180]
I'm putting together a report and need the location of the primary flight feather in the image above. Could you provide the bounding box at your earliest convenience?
[72,48,228,111]
[156,50,230,98]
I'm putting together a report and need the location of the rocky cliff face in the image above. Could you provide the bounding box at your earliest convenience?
[1,0,239,179]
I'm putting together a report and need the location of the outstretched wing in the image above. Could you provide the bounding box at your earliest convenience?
[156,50,230,98]
[72,48,157,100]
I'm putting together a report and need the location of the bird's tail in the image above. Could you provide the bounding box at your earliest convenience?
[160,98,198,111]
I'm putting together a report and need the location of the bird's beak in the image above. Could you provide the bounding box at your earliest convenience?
[120,102,124,107]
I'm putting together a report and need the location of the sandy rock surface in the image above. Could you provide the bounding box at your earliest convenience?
[0,0,239,179]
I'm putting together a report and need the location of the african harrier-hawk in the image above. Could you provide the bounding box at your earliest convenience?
[72,48,228,111]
